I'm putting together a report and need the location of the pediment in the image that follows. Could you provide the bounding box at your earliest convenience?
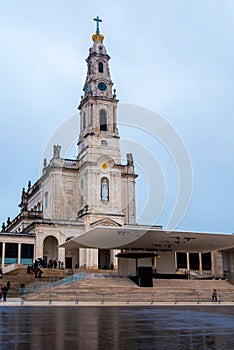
[90,218,122,227]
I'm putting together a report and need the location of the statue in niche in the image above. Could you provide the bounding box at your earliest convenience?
[101,178,109,201]
[53,145,61,159]
[127,153,134,166]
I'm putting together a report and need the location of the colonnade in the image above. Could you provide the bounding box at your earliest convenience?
[0,237,35,267]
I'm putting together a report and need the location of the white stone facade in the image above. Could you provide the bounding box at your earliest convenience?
[1,29,137,270]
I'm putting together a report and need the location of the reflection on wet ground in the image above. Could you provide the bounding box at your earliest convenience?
[0,306,233,350]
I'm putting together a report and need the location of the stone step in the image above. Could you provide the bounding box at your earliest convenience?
[42,277,234,295]
[3,269,234,298]
[1,267,71,297]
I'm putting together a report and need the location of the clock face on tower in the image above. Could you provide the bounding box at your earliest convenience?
[98,82,107,91]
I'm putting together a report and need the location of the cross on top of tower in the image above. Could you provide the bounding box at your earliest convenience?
[93,16,102,34]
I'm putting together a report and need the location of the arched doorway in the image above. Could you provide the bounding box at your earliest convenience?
[43,236,58,262]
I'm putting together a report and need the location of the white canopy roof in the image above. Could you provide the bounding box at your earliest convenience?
[60,226,234,253]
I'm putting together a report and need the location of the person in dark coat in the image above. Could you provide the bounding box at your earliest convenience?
[212,289,217,301]
[2,286,8,301]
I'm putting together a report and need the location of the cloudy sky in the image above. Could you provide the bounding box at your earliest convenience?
[0,0,233,233]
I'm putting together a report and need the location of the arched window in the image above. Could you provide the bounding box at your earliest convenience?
[80,195,84,207]
[101,177,109,201]
[100,109,107,131]
[82,112,86,130]
[45,192,48,209]
[80,178,84,207]
[98,62,104,73]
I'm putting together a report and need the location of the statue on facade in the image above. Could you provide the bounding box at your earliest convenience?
[101,178,109,201]
[53,145,61,159]
[19,187,28,212]
[127,153,134,166]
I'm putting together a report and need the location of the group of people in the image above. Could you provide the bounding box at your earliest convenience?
[0,281,11,302]
[27,264,43,278]
[31,258,65,269]
[46,259,64,269]
[27,259,65,278]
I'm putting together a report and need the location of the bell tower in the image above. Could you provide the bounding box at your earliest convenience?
[77,17,137,227]
[78,16,120,164]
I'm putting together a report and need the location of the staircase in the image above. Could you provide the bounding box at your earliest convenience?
[3,268,234,301]
[28,274,234,295]
[153,279,233,293]
[1,267,71,297]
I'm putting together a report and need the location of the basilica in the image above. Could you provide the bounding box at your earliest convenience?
[0,18,233,279]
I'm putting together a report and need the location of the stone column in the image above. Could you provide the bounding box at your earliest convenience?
[113,106,117,132]
[92,248,98,269]
[2,242,5,267]
[88,248,98,269]
[186,252,190,270]
[212,250,223,276]
[17,243,21,264]
[33,244,36,263]
[113,249,120,269]
[199,253,202,274]
[187,252,190,278]
[58,247,65,265]
[35,232,44,259]
[79,248,86,268]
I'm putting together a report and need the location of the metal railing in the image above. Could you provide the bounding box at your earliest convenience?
[23,272,124,294]
[15,291,234,305]
[24,272,90,293]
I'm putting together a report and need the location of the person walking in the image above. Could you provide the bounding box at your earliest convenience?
[212,289,217,301]
[2,285,8,302]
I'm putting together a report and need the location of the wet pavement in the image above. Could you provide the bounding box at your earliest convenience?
[0,306,233,349]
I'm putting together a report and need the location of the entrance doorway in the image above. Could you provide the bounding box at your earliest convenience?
[65,257,72,269]
[98,249,110,269]
[189,253,199,270]
[201,252,212,271]
[43,236,58,262]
